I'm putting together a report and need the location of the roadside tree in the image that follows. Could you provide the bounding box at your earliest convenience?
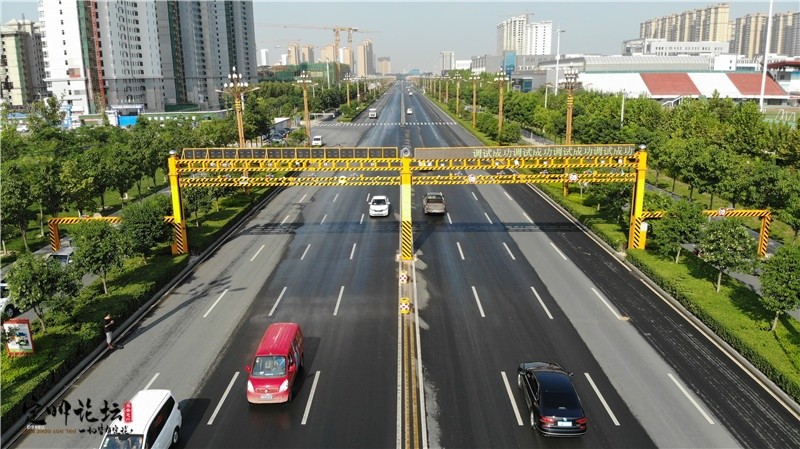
[71,220,128,294]
[697,218,758,292]
[651,199,705,263]
[5,253,81,331]
[0,163,36,251]
[759,244,800,331]
[120,195,172,259]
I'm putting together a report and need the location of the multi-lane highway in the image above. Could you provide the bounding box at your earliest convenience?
[9,81,800,449]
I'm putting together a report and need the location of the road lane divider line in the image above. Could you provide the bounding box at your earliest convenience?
[472,192,478,201]
[523,212,534,224]
[143,373,159,390]
[207,371,239,425]
[396,306,403,449]
[584,373,620,426]
[530,185,631,271]
[301,371,321,425]
[300,244,311,260]
[412,258,429,449]
[280,215,290,226]
[299,193,307,203]
[332,193,339,202]
[484,213,493,224]
[350,243,357,260]
[333,285,345,316]
[268,286,288,316]
[456,242,465,260]
[320,214,327,225]
[447,212,452,224]
[591,287,625,320]
[360,213,365,224]
[471,286,486,317]
[203,288,228,318]
[667,373,715,424]
[530,286,554,320]
[250,245,265,262]
[503,242,516,260]
[549,242,567,260]
[501,371,524,426]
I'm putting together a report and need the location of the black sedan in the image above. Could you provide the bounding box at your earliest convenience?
[517,361,587,437]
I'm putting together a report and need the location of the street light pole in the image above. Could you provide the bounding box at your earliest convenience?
[554,27,565,95]
[297,71,313,145]
[445,77,450,105]
[620,90,626,128]
[325,58,331,89]
[219,66,260,149]
[544,83,552,109]
[345,74,351,108]
[471,74,479,129]
[494,72,508,137]
[563,67,579,145]
[455,76,461,117]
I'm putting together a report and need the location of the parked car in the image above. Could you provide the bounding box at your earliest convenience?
[0,280,20,318]
[517,361,587,437]
[311,135,324,147]
[47,247,75,265]
[368,195,390,217]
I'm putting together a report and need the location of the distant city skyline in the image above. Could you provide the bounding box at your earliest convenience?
[3,1,798,72]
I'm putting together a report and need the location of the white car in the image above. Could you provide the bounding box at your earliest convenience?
[368,195,390,217]
[311,135,324,147]
[0,280,20,317]
[406,108,413,115]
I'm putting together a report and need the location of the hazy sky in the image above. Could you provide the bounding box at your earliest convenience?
[3,1,798,71]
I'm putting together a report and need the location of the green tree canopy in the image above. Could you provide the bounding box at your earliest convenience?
[759,244,800,331]
[697,218,758,292]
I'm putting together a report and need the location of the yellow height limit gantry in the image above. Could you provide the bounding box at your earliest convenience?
[170,144,661,261]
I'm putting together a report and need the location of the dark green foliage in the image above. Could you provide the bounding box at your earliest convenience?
[120,195,172,258]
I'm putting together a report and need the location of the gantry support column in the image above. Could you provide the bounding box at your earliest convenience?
[168,152,188,254]
[400,157,414,260]
[627,150,648,251]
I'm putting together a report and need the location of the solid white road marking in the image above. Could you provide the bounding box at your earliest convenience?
[503,242,516,260]
[471,286,486,317]
[300,244,311,260]
[530,286,553,320]
[584,373,620,426]
[280,215,290,225]
[668,373,715,424]
[203,289,228,318]
[456,242,465,260]
[299,193,307,203]
[549,242,567,260]
[268,286,287,316]
[333,285,345,315]
[350,243,357,260]
[501,371,524,426]
[472,192,478,201]
[301,371,321,425]
[332,193,339,202]
[484,213,493,224]
[207,372,239,425]
[320,214,327,224]
[250,245,265,262]
[143,373,159,390]
[447,212,452,224]
[591,287,623,320]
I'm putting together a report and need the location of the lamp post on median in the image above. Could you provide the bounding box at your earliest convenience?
[562,67,579,145]
[445,76,450,105]
[297,71,313,145]
[455,75,461,117]
[554,27,565,95]
[344,73,351,108]
[471,73,479,129]
[544,83,553,109]
[219,66,260,149]
[494,72,508,137]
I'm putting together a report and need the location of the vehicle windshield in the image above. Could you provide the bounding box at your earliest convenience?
[100,433,144,449]
[372,198,387,205]
[251,355,287,378]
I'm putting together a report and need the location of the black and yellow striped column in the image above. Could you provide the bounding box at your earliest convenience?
[400,158,414,260]
[627,150,648,250]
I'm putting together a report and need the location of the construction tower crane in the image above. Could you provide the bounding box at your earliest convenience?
[259,23,377,70]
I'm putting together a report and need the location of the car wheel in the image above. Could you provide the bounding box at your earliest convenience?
[170,427,180,447]
[530,411,536,428]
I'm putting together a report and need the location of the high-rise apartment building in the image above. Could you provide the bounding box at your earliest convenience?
[377,56,391,75]
[439,51,455,74]
[771,12,795,56]
[355,39,374,76]
[525,20,552,55]
[731,13,767,58]
[496,15,528,54]
[1,18,46,107]
[38,0,256,116]
[640,3,731,42]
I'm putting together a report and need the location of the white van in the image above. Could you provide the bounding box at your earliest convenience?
[99,389,181,449]
[311,135,324,147]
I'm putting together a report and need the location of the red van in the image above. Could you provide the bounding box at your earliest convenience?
[246,322,304,403]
